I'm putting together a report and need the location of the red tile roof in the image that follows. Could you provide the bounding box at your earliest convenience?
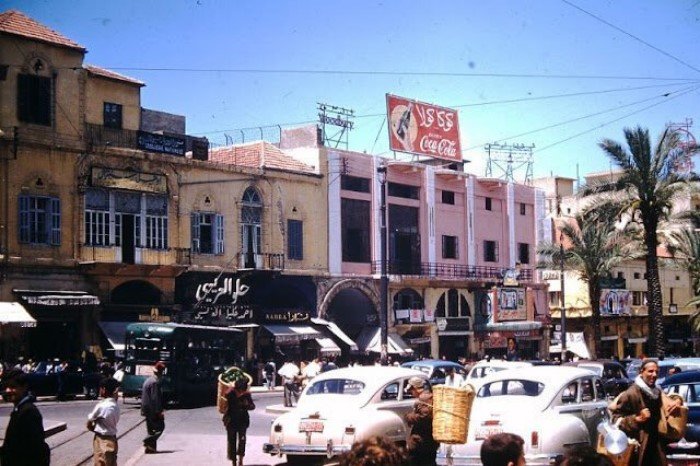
[0,10,85,51]
[209,141,315,174]
[85,64,144,86]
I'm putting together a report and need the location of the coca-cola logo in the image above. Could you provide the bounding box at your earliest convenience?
[419,136,457,158]
[415,105,455,132]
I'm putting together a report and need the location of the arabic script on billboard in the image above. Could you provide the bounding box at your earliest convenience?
[386,94,462,162]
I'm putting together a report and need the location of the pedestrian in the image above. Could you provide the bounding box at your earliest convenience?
[141,361,166,454]
[0,368,51,466]
[223,378,255,466]
[263,359,276,390]
[404,376,438,466]
[506,338,519,361]
[610,358,682,466]
[87,377,121,466]
[278,360,301,407]
[444,366,465,387]
[338,435,409,466]
[480,432,525,466]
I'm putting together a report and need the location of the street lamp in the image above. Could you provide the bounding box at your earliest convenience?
[377,164,389,365]
[559,234,567,362]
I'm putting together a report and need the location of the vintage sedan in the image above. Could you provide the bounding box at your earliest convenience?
[661,370,700,455]
[264,366,428,465]
[437,366,608,466]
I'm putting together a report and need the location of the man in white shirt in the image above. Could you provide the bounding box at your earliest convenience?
[444,367,465,388]
[87,377,120,466]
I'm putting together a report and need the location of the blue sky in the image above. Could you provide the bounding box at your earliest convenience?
[7,0,700,181]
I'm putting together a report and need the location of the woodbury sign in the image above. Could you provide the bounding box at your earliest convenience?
[386,94,462,162]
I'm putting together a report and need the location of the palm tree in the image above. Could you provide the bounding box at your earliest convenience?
[667,228,700,330]
[586,126,699,357]
[538,205,631,359]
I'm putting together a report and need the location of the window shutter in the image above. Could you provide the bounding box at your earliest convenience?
[495,241,499,263]
[18,196,30,243]
[191,213,200,253]
[50,198,61,245]
[455,236,459,260]
[215,214,224,255]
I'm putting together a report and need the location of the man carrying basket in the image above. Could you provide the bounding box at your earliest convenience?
[223,378,255,466]
[405,376,438,466]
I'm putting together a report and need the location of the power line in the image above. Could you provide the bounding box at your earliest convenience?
[196,80,699,136]
[561,0,700,75]
[76,65,698,82]
[534,86,700,153]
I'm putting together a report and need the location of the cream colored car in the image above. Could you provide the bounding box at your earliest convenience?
[263,366,428,465]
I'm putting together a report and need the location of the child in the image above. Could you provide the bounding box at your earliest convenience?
[87,377,121,466]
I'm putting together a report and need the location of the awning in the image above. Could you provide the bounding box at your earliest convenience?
[601,335,619,341]
[478,321,543,332]
[314,338,341,355]
[98,321,130,351]
[16,290,100,307]
[262,325,321,344]
[627,337,647,344]
[549,332,591,359]
[311,317,359,352]
[0,302,36,327]
[229,323,259,329]
[355,327,413,356]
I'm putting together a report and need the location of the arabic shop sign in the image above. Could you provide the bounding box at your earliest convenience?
[91,167,168,194]
[262,311,310,323]
[137,131,186,156]
[193,276,253,322]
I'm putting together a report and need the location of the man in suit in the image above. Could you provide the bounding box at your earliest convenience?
[141,361,166,454]
[0,368,50,465]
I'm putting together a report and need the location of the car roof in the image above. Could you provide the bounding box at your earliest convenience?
[660,369,700,386]
[477,366,598,393]
[402,360,463,368]
[306,366,426,391]
[471,359,532,368]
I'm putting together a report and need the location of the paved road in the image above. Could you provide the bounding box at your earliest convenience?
[0,392,291,465]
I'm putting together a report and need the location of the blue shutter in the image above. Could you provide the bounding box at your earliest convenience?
[191,213,200,253]
[18,195,30,243]
[215,214,224,255]
[50,198,61,245]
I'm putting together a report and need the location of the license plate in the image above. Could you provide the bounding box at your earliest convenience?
[475,424,502,440]
[299,420,324,433]
[135,365,153,376]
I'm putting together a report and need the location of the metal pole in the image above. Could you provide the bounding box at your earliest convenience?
[560,239,567,362]
[378,165,389,364]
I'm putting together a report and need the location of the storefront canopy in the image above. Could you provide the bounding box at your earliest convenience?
[311,318,359,352]
[98,321,131,351]
[262,325,321,344]
[0,302,36,327]
[355,327,413,356]
[314,337,341,356]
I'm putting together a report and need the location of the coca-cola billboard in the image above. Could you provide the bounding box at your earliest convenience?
[386,94,462,162]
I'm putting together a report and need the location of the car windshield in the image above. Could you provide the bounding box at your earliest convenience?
[409,365,432,375]
[477,379,545,397]
[306,378,366,395]
[578,364,603,376]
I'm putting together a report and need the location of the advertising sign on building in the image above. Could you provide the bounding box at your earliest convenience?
[599,289,631,316]
[386,94,462,162]
[496,288,527,321]
[423,308,435,322]
[409,309,423,323]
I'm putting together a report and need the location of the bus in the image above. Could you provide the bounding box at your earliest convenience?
[121,323,245,405]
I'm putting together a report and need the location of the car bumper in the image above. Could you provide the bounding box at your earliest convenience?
[437,447,558,466]
[263,441,352,458]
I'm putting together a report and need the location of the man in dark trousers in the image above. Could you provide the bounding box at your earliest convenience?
[141,361,166,454]
[0,368,50,465]
[404,376,438,466]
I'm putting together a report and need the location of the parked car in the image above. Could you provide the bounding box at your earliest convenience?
[401,359,467,385]
[660,370,700,455]
[264,366,428,465]
[628,358,700,385]
[1,361,101,401]
[564,359,631,397]
[465,359,532,382]
[437,366,609,466]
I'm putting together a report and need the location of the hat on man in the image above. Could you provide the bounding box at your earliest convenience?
[408,376,424,390]
[154,361,166,373]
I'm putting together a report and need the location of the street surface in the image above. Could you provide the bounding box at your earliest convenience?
[0,391,291,465]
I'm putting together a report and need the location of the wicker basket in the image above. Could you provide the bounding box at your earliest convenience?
[432,384,476,444]
[217,367,253,414]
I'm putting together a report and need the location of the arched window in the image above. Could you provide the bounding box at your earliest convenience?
[393,288,424,311]
[436,289,471,318]
[241,187,262,268]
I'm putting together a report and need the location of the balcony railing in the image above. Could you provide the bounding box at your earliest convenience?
[371,261,533,282]
[78,244,192,266]
[236,252,285,271]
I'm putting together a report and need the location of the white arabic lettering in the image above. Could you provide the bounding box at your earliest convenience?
[415,105,455,132]
[195,278,250,305]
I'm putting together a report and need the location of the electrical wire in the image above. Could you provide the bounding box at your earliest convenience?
[561,0,700,75]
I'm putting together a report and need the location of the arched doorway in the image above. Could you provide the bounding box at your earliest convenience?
[111,280,162,305]
[326,288,378,340]
[240,187,262,269]
[435,288,472,360]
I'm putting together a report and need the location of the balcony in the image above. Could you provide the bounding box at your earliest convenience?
[85,123,209,159]
[236,252,285,271]
[371,261,533,282]
[78,244,192,266]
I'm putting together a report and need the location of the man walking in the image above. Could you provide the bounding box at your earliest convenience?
[87,377,121,465]
[141,361,166,454]
[404,376,438,466]
[0,368,50,465]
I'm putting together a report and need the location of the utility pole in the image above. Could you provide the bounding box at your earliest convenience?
[377,164,389,364]
[560,236,567,362]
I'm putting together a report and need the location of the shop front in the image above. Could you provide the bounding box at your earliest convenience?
[435,317,471,361]
[394,306,434,360]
